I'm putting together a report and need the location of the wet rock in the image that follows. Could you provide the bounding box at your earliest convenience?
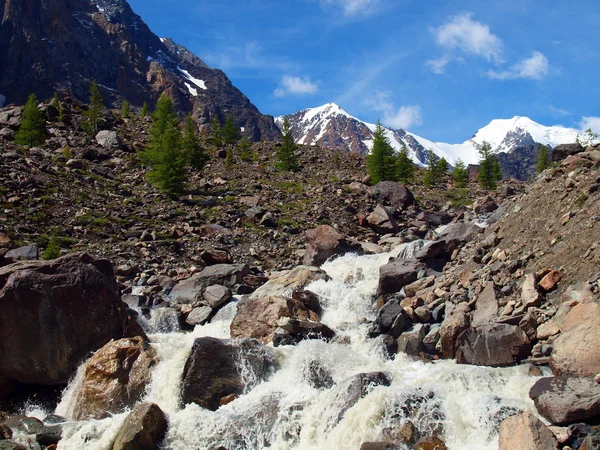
[203,284,232,309]
[439,303,471,359]
[377,260,426,295]
[112,403,167,450]
[0,253,136,385]
[359,443,400,450]
[498,412,559,450]
[248,266,329,300]
[306,360,334,389]
[367,204,398,234]
[414,436,447,450]
[35,423,62,446]
[291,289,323,316]
[96,130,121,149]
[72,336,158,420]
[0,441,27,450]
[550,302,600,378]
[303,225,361,267]
[169,264,248,304]
[370,181,415,209]
[185,306,213,326]
[397,324,426,356]
[273,318,335,346]
[3,415,44,434]
[529,376,600,426]
[375,299,409,339]
[455,323,531,367]
[180,337,274,411]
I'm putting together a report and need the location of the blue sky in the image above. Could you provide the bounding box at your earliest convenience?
[128,0,600,142]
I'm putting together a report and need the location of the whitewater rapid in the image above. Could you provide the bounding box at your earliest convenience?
[51,242,539,450]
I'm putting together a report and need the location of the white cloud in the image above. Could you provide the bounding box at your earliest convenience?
[366,90,422,130]
[549,105,570,116]
[487,51,549,80]
[432,13,503,62]
[319,0,380,17]
[425,56,450,74]
[580,116,600,134]
[274,75,318,97]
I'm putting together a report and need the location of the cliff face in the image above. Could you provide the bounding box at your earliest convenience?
[0,0,280,140]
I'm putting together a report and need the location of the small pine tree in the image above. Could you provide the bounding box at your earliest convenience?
[225,147,234,168]
[423,149,441,187]
[536,144,551,173]
[121,100,130,119]
[437,157,449,176]
[395,143,414,183]
[453,159,469,188]
[275,118,299,171]
[182,114,208,170]
[141,101,149,118]
[477,141,502,190]
[238,136,252,162]
[367,120,397,184]
[208,115,223,149]
[50,92,60,109]
[42,235,61,260]
[139,95,187,195]
[222,114,240,146]
[14,94,46,147]
[83,80,104,135]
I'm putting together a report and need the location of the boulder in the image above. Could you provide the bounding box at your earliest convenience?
[436,222,480,253]
[375,299,409,339]
[202,284,232,309]
[3,245,38,262]
[498,413,559,450]
[455,323,531,367]
[95,130,122,148]
[521,273,542,308]
[185,306,213,326]
[230,295,318,343]
[397,324,426,356]
[377,260,426,296]
[112,403,167,450]
[303,225,361,267]
[273,318,335,346]
[0,253,137,385]
[0,441,27,450]
[72,337,158,420]
[414,436,447,450]
[551,143,584,162]
[180,337,274,411]
[248,266,329,300]
[439,303,471,359]
[529,376,600,425]
[367,204,398,234]
[370,181,415,209]
[169,264,248,304]
[472,282,499,327]
[550,302,600,377]
[359,443,400,450]
[473,197,498,214]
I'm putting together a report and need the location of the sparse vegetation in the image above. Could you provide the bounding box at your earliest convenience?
[536,144,551,173]
[83,80,104,135]
[477,141,502,190]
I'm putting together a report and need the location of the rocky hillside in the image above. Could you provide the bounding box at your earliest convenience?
[0,0,280,141]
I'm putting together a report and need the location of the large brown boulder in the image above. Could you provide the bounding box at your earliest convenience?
[180,337,274,411]
[529,376,600,425]
[0,253,137,385]
[367,204,398,234]
[455,323,531,367]
[550,302,600,377]
[112,403,168,450]
[247,266,329,300]
[377,260,426,296]
[439,303,471,359]
[498,413,559,450]
[370,181,415,209]
[72,337,158,420]
[303,225,361,267]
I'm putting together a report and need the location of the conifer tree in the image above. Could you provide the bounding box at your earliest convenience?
[367,120,396,184]
[208,115,223,149]
[536,144,551,173]
[83,80,104,135]
[222,114,240,146]
[453,159,469,188]
[238,135,252,162]
[141,101,149,118]
[139,95,187,195]
[14,94,46,147]
[437,157,449,176]
[275,118,299,171]
[121,100,130,119]
[182,114,208,170]
[395,143,414,183]
[423,150,441,187]
[225,147,234,168]
[477,141,502,190]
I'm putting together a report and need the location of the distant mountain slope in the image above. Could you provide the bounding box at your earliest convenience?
[278,103,580,176]
[0,0,280,140]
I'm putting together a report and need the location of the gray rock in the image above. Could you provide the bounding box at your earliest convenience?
[370,181,414,209]
[472,282,498,327]
[95,130,122,148]
[185,306,213,326]
[4,245,38,261]
[529,376,600,425]
[203,284,232,309]
[551,143,584,162]
[521,273,542,308]
[377,260,426,295]
[367,204,398,234]
[169,264,249,304]
[397,324,426,356]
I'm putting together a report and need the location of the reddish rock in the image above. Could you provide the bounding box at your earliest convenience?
[112,403,167,450]
[539,270,561,292]
[303,225,360,267]
[439,303,471,359]
[498,412,559,450]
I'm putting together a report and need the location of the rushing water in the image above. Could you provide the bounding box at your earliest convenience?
[51,242,539,450]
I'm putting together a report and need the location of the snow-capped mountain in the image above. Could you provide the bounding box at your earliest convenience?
[277,104,580,171]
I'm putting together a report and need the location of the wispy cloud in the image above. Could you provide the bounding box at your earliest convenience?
[365,90,422,129]
[580,116,600,134]
[319,0,381,18]
[274,75,319,97]
[203,41,295,73]
[425,56,451,74]
[432,13,503,64]
[487,51,549,80]
[549,105,570,116]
